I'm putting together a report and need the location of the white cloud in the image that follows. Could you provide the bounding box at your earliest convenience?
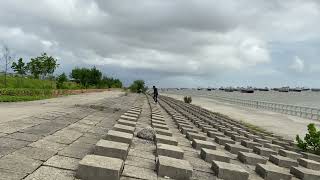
[289,56,305,73]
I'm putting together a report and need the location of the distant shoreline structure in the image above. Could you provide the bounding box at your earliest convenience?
[161,86,320,93]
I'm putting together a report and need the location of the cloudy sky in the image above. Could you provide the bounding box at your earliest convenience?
[0,0,319,87]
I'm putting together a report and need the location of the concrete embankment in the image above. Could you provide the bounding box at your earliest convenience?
[162,93,320,140]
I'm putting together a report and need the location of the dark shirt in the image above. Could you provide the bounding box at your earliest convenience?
[154,88,158,95]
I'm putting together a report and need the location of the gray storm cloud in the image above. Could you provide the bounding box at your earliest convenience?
[0,0,319,86]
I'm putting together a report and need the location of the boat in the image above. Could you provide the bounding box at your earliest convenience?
[311,88,320,92]
[240,87,255,93]
[224,87,234,92]
[258,87,269,91]
[290,87,302,92]
[279,87,289,92]
[219,87,225,91]
[207,88,212,91]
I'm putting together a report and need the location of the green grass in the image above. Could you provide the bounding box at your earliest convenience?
[0,95,52,102]
[0,75,55,89]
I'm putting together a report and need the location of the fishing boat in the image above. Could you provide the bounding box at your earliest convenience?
[311,88,320,92]
[224,87,234,92]
[240,87,255,93]
[290,87,302,92]
[279,87,289,92]
[258,87,269,91]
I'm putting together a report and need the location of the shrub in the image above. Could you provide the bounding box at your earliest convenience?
[129,80,146,93]
[296,123,320,155]
[184,96,192,103]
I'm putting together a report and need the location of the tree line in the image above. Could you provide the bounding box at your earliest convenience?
[1,45,122,89]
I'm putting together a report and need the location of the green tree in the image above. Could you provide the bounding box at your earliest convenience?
[99,76,123,88]
[11,58,27,76]
[296,123,320,155]
[41,53,59,78]
[26,58,42,79]
[56,73,68,89]
[88,67,102,85]
[26,53,59,79]
[129,80,146,93]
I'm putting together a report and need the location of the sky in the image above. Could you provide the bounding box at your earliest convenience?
[0,0,319,88]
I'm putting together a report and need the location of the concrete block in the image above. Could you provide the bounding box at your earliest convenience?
[156,155,193,180]
[152,123,169,130]
[290,166,320,180]
[269,155,298,168]
[113,124,135,134]
[76,155,124,180]
[255,163,292,180]
[200,148,230,163]
[272,140,289,147]
[177,123,194,130]
[215,136,235,146]
[224,130,239,137]
[152,120,166,125]
[212,161,249,180]
[264,143,283,152]
[279,149,302,160]
[253,146,277,157]
[152,114,164,119]
[117,119,137,127]
[202,127,216,133]
[218,127,228,133]
[224,143,251,154]
[156,143,184,159]
[94,140,129,160]
[126,110,140,116]
[298,158,320,170]
[253,138,271,145]
[124,112,139,118]
[154,128,172,136]
[120,115,138,122]
[156,134,178,146]
[43,155,79,171]
[105,130,133,144]
[244,133,260,140]
[231,135,249,142]
[301,152,320,162]
[186,132,206,141]
[241,140,262,149]
[192,139,216,150]
[181,127,198,135]
[152,116,165,122]
[207,131,224,138]
[238,152,267,165]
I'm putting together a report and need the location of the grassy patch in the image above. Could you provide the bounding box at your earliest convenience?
[240,121,273,136]
[0,76,55,89]
[0,95,52,102]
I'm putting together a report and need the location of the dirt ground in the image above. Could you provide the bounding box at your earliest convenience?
[163,93,320,140]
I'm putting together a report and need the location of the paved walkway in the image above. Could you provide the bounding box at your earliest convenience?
[163,93,320,139]
[0,91,138,179]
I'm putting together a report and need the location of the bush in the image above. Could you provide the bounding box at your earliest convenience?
[129,80,146,93]
[184,96,192,103]
[296,123,320,155]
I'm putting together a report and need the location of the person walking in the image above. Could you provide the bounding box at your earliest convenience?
[153,86,158,103]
